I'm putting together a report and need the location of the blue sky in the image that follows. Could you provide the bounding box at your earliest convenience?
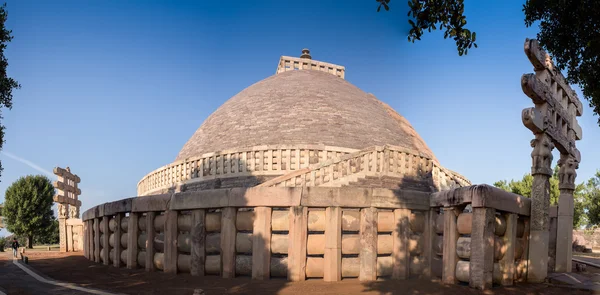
[1,0,599,232]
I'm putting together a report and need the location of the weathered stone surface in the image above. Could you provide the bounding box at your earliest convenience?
[409,211,425,234]
[131,194,171,212]
[288,206,308,281]
[342,257,359,278]
[236,211,255,231]
[378,234,393,255]
[206,233,221,254]
[308,210,326,232]
[270,257,288,277]
[205,255,220,275]
[392,209,410,279]
[499,213,517,286]
[324,207,342,282]
[469,208,495,290]
[271,234,288,254]
[271,210,289,232]
[342,210,360,232]
[236,255,252,276]
[457,213,472,235]
[359,208,377,281]
[443,208,459,284]
[252,207,272,280]
[127,213,139,269]
[190,209,206,276]
[408,234,424,255]
[221,207,237,278]
[377,211,395,233]
[206,212,221,232]
[377,256,393,277]
[235,233,252,253]
[306,257,324,278]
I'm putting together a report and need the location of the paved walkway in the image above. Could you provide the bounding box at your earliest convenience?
[547,255,600,293]
[0,252,121,295]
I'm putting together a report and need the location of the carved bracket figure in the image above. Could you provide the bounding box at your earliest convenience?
[530,134,554,176]
[558,154,578,190]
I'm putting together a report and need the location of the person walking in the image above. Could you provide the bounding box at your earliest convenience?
[11,238,19,258]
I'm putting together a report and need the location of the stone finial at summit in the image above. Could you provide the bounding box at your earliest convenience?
[300,48,312,59]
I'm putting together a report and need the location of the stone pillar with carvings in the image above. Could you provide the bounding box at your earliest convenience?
[555,153,579,272]
[53,167,82,252]
[521,38,583,281]
[527,133,554,282]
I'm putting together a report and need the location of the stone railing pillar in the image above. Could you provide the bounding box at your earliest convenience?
[113,213,123,267]
[469,207,495,290]
[221,207,237,278]
[499,213,517,285]
[94,218,100,263]
[145,212,156,272]
[324,207,341,282]
[392,209,410,279]
[102,216,110,265]
[164,210,179,274]
[442,207,459,284]
[190,209,206,276]
[359,207,377,281]
[252,207,272,280]
[288,206,308,281]
[127,213,139,269]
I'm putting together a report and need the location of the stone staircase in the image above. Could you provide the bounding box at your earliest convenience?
[258,145,469,191]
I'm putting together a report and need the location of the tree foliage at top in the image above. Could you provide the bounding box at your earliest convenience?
[0,3,20,180]
[376,0,600,125]
[3,175,56,248]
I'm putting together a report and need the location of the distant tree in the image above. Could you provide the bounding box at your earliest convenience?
[493,165,587,227]
[34,218,59,245]
[3,175,55,248]
[376,0,600,125]
[583,171,600,226]
[0,3,21,180]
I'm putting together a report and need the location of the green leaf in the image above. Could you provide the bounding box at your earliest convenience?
[472,32,476,41]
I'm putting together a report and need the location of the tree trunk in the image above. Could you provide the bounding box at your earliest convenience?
[27,235,33,249]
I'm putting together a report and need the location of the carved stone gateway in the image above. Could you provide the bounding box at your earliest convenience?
[521,39,582,281]
[53,166,83,252]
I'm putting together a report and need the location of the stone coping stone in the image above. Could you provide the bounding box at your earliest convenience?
[430,184,531,216]
[83,187,431,220]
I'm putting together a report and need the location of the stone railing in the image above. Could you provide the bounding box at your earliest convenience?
[276,55,345,79]
[82,187,442,282]
[137,145,358,196]
[259,145,471,191]
[430,185,531,290]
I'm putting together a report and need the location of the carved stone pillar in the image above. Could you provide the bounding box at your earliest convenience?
[58,203,69,252]
[527,133,554,283]
[555,153,579,272]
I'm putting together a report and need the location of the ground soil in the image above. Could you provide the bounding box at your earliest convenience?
[21,251,593,295]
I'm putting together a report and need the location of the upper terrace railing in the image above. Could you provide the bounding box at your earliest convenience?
[137,145,471,196]
[137,145,358,196]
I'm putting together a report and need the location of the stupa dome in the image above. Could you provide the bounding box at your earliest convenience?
[176,70,436,162]
[137,50,469,196]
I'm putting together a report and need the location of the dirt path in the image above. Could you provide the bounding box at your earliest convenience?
[23,251,593,295]
[0,252,97,295]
